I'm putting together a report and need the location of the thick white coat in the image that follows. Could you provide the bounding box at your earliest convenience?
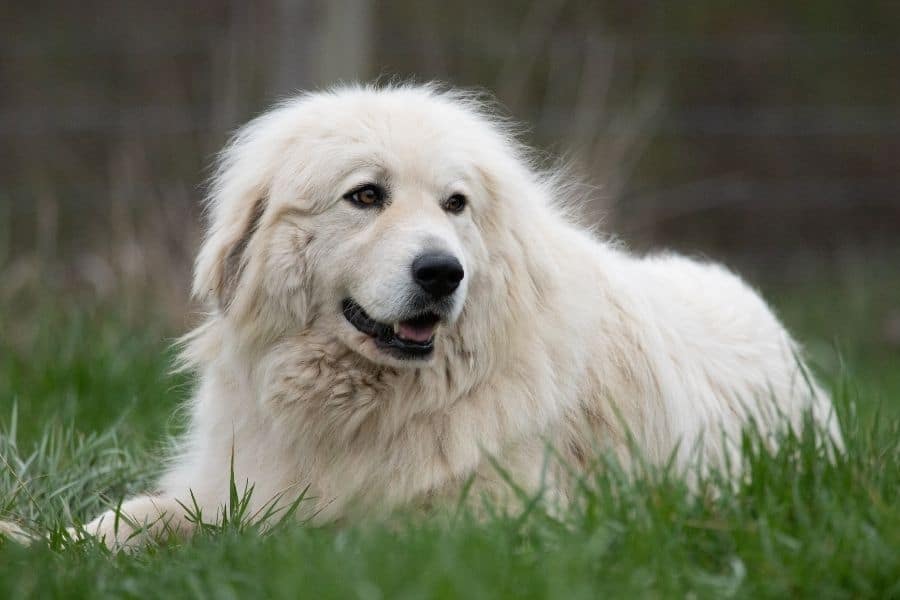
[70,85,840,545]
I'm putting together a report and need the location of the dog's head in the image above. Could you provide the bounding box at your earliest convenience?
[194,85,540,368]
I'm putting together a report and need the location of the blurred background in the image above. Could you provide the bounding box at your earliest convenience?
[2,2,898,357]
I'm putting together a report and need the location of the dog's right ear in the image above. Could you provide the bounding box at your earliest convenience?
[193,194,268,311]
[193,107,293,311]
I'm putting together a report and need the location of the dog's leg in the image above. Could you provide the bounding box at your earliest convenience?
[74,495,192,550]
[0,520,35,544]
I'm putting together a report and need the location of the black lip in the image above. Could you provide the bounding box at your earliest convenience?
[341,298,437,359]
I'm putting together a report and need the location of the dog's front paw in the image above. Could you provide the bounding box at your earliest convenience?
[0,520,35,545]
[73,496,192,551]
[68,510,142,550]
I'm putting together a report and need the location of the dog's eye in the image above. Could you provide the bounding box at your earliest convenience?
[344,184,385,208]
[444,194,467,214]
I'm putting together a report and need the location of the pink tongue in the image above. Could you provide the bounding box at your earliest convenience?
[397,322,435,343]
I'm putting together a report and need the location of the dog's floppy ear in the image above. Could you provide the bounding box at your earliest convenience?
[193,194,267,311]
[193,107,292,311]
[219,197,266,308]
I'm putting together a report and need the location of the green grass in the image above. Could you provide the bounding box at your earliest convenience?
[1,267,898,599]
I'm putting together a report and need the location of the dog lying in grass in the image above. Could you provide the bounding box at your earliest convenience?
[2,84,840,548]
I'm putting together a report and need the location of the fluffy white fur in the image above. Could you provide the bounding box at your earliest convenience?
[12,85,841,547]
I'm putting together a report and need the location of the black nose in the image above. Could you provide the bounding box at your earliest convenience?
[412,252,464,298]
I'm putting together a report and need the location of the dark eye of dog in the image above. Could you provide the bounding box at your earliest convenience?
[344,184,385,208]
[444,194,467,214]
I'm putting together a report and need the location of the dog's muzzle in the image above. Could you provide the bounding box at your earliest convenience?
[342,298,442,360]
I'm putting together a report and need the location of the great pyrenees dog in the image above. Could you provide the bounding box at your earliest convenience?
[6,84,840,547]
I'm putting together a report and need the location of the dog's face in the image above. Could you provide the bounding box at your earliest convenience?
[280,134,486,367]
[196,87,522,368]
[310,174,479,365]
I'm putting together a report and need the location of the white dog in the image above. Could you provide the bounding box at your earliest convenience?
[8,84,840,547]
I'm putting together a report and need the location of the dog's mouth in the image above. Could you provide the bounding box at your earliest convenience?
[341,298,440,359]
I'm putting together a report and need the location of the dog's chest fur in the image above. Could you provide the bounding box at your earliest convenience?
[234,328,551,517]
